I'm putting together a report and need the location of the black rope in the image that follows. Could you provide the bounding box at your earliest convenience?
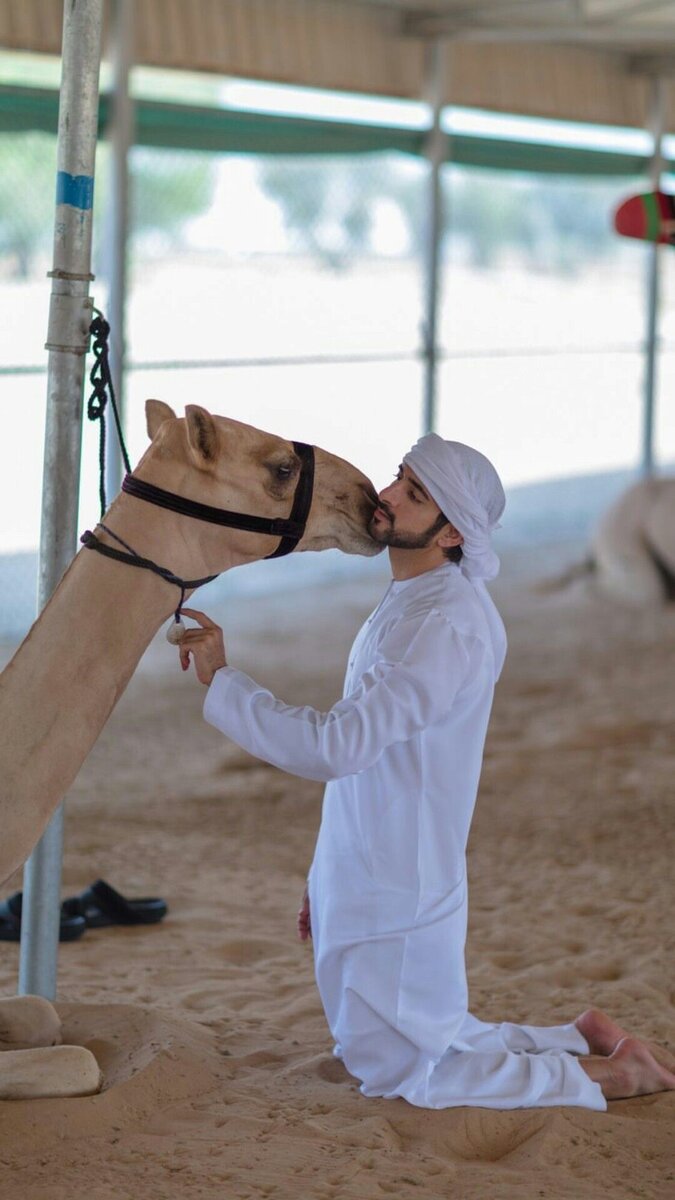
[81,314,314,625]
[88,310,132,520]
[80,526,217,622]
[83,310,220,626]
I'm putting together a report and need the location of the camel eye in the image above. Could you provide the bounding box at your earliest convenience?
[276,463,293,480]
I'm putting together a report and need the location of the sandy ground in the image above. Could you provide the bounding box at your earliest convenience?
[0,544,674,1200]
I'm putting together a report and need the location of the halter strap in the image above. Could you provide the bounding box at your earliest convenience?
[120,441,315,559]
[266,441,315,559]
[80,526,217,620]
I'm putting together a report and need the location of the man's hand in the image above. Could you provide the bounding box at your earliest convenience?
[297,884,311,942]
[177,607,227,686]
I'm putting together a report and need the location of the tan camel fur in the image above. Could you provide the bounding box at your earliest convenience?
[539,477,675,605]
[592,477,675,605]
[0,401,379,1099]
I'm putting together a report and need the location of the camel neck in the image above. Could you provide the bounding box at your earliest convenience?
[81,526,217,619]
[0,502,232,887]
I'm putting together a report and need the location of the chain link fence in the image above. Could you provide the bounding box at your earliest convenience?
[1,128,673,636]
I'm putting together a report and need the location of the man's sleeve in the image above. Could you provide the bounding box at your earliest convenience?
[203,609,482,783]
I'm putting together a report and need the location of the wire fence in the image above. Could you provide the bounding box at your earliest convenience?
[1,130,673,637]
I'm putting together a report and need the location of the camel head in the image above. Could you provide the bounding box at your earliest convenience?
[127,400,383,568]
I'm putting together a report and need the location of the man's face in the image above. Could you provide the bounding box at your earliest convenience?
[369,463,450,549]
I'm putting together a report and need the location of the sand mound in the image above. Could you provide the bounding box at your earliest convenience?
[0,1004,220,1148]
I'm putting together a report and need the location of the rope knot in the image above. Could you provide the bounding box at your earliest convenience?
[87,307,131,519]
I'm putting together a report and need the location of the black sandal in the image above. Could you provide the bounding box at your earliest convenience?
[62,879,168,928]
[0,891,87,942]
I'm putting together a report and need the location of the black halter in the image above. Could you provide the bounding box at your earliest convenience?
[120,440,315,560]
[81,441,316,621]
[81,311,316,623]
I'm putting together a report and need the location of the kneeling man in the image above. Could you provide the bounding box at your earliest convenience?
[179,434,675,1110]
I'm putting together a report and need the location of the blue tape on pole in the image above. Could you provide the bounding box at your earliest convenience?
[56,170,94,210]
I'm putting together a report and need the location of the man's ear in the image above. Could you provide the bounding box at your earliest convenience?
[437,522,464,549]
[185,404,219,469]
[146,399,176,440]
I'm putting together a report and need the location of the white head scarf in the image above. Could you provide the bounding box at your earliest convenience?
[403,433,507,676]
[403,434,505,582]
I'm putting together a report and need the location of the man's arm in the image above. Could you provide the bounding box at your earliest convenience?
[202,609,482,782]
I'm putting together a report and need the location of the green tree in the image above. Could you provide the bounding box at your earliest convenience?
[0,132,55,277]
[522,176,624,273]
[0,135,215,279]
[258,156,416,269]
[129,148,215,249]
[445,169,531,267]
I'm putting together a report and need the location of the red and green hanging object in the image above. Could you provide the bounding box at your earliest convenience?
[614,190,675,244]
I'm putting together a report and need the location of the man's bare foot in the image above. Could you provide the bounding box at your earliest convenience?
[575,1008,675,1072]
[576,1008,629,1055]
[581,1036,675,1101]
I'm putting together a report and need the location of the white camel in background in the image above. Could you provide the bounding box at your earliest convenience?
[542,477,675,605]
[0,400,381,1099]
[592,477,675,604]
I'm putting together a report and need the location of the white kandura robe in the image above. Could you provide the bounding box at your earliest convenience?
[204,563,605,1112]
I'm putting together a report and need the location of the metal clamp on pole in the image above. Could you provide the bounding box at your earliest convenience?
[45,292,94,355]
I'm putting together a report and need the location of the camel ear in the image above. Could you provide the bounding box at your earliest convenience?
[185,404,219,469]
[146,399,176,440]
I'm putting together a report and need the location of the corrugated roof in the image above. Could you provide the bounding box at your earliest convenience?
[0,0,673,127]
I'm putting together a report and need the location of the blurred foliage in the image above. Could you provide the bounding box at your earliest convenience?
[0,134,215,278]
[129,148,215,249]
[258,157,387,269]
[449,169,625,273]
[0,132,54,277]
[259,154,630,273]
[0,130,632,280]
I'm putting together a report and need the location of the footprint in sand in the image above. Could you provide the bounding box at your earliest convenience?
[489,952,527,971]
[316,1056,350,1084]
[552,961,624,987]
[217,938,284,965]
[450,1109,551,1164]
[219,753,275,774]
[228,1049,286,1069]
[579,961,625,982]
[561,940,585,955]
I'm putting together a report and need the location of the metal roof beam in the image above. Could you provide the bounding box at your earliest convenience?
[587,0,675,21]
[402,14,675,42]
[629,51,675,74]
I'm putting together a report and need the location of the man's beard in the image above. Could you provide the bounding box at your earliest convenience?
[368,509,447,550]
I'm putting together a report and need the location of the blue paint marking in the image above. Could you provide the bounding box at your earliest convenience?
[56,171,94,210]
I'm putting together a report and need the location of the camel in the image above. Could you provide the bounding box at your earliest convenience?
[592,477,675,604]
[539,476,675,605]
[0,399,381,1100]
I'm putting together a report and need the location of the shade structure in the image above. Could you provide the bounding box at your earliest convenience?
[3,0,672,1001]
[0,82,668,175]
[2,0,675,129]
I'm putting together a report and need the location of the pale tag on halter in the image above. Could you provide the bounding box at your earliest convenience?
[166,618,187,644]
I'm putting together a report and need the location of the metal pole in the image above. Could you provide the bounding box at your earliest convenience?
[104,0,134,504]
[642,76,666,477]
[421,40,447,435]
[19,0,104,1000]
